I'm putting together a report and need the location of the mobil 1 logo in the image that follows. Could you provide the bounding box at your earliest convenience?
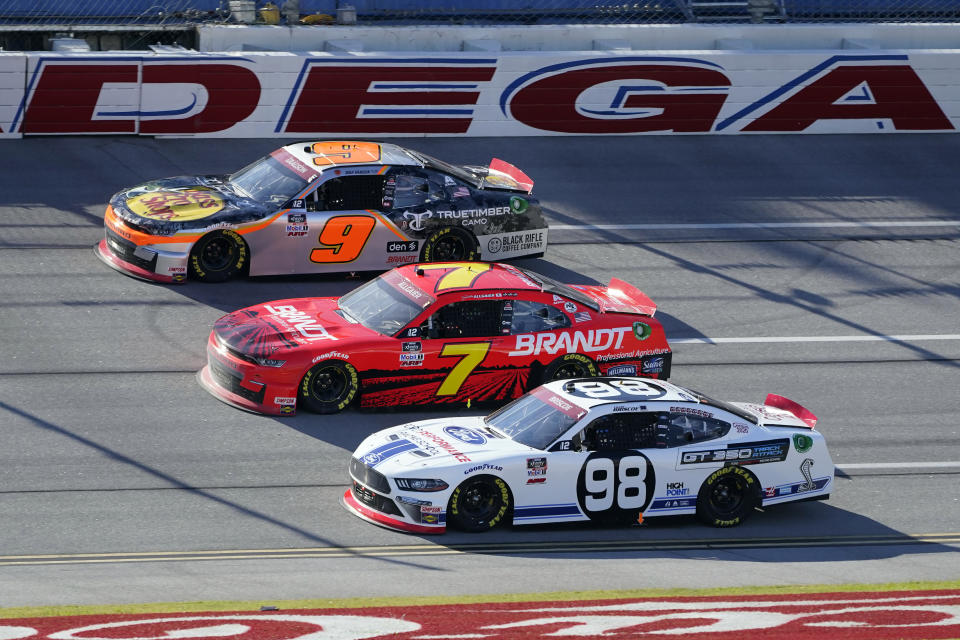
[576,452,655,521]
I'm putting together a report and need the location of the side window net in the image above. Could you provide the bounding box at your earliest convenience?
[316,176,385,211]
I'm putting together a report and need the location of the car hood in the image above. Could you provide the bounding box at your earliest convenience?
[354,417,530,473]
[214,297,373,359]
[110,175,271,235]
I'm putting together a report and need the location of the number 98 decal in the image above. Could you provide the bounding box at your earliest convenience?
[576,452,655,520]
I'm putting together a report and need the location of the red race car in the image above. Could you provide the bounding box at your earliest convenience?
[199,262,672,415]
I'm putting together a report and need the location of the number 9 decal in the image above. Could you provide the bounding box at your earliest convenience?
[310,215,376,263]
[576,452,655,521]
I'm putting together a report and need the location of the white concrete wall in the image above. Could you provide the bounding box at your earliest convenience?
[197,23,960,53]
[2,24,960,139]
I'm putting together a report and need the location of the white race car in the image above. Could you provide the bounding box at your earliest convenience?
[342,377,833,533]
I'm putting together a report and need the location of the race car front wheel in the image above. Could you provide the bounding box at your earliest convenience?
[420,227,479,263]
[544,353,599,381]
[298,360,359,414]
[189,230,248,283]
[448,475,511,532]
[696,465,759,527]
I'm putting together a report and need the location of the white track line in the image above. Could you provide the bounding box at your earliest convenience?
[837,462,960,470]
[551,220,960,231]
[670,334,960,345]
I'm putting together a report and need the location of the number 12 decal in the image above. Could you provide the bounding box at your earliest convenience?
[577,453,654,518]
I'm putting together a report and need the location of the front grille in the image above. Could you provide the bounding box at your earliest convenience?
[350,457,391,493]
[105,227,157,272]
[352,481,401,516]
[208,356,266,404]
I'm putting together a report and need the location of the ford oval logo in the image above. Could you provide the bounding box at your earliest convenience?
[443,426,486,445]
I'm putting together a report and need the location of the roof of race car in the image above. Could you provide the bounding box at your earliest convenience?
[394,262,544,295]
[541,377,698,409]
[283,141,419,169]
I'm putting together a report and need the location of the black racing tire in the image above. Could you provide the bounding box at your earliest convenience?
[447,475,512,532]
[696,465,759,527]
[543,353,599,381]
[188,230,248,283]
[298,360,359,414]
[420,227,479,263]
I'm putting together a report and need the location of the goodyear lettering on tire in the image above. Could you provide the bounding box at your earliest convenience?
[565,353,598,375]
[339,362,359,410]
[422,228,452,263]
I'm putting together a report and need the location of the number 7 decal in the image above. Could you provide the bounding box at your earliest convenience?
[437,342,491,396]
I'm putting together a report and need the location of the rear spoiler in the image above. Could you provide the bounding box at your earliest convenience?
[489,158,534,194]
[605,277,657,317]
[765,394,818,429]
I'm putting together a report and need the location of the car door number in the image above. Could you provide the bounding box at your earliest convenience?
[436,342,491,396]
[577,453,655,517]
[309,215,376,263]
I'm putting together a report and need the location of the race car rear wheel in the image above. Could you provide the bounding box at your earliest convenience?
[298,360,359,414]
[420,227,478,263]
[448,475,512,532]
[189,230,248,283]
[696,465,759,527]
[544,353,599,381]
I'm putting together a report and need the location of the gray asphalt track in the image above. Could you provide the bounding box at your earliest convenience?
[1,134,958,606]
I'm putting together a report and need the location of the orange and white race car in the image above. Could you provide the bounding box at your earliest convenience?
[96,141,546,283]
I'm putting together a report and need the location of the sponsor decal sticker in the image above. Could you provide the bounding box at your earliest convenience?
[563,301,577,313]
[527,456,547,484]
[387,240,419,253]
[399,352,425,366]
[274,396,297,405]
[607,364,637,376]
[443,426,487,445]
[633,321,652,340]
[794,433,814,453]
[509,327,632,357]
[127,188,224,221]
[509,196,529,213]
[680,438,790,465]
[641,356,664,374]
[420,505,442,524]
[402,341,422,352]
[264,304,337,342]
[464,463,503,475]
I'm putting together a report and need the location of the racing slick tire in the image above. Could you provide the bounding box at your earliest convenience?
[298,360,360,414]
[543,353,599,381]
[447,475,512,532]
[420,227,479,263]
[696,465,760,527]
[188,230,248,282]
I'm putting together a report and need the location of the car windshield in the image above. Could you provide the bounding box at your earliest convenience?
[229,153,311,205]
[485,389,586,450]
[338,272,434,336]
